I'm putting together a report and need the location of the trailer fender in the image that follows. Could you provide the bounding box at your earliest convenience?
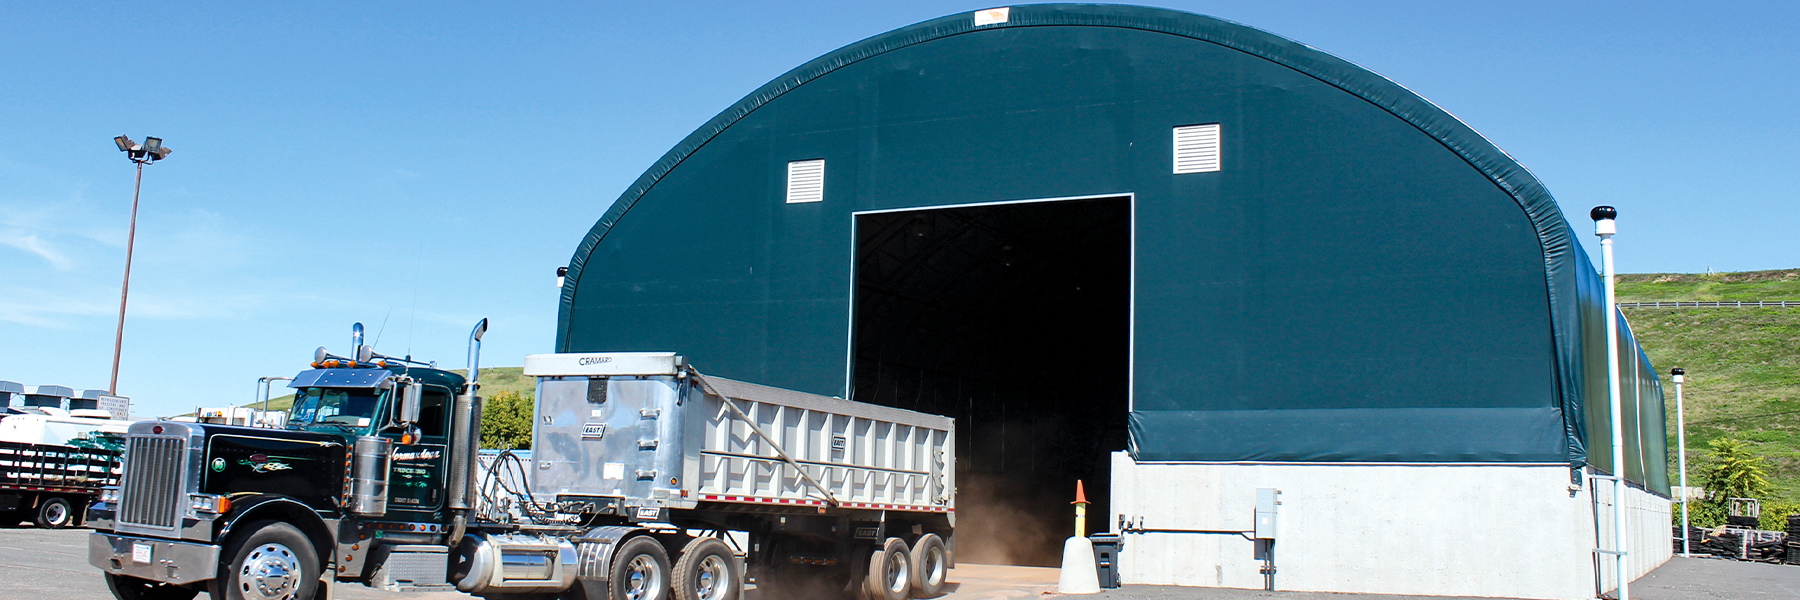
[216,494,335,568]
[571,525,654,583]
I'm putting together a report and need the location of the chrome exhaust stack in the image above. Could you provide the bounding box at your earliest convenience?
[352,322,365,361]
[447,318,488,543]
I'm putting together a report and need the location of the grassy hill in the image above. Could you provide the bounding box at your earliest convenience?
[247,366,534,412]
[1617,269,1800,502]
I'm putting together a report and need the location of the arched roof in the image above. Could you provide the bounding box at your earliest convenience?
[555,5,1663,487]
[562,4,1577,338]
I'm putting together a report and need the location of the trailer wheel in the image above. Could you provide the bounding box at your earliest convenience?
[35,496,72,528]
[208,520,320,600]
[863,538,912,600]
[104,574,200,600]
[610,536,671,600]
[907,534,947,598]
[673,537,738,600]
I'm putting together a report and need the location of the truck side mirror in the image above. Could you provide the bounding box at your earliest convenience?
[399,382,423,424]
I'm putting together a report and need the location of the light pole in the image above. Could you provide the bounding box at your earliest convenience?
[1592,205,1628,600]
[1672,367,1689,557]
[109,135,172,395]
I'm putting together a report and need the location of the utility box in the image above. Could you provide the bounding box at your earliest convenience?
[1255,488,1280,539]
[1090,534,1122,589]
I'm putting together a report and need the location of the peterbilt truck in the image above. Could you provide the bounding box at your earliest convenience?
[87,322,956,600]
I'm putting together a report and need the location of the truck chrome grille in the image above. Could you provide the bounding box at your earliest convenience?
[119,436,186,530]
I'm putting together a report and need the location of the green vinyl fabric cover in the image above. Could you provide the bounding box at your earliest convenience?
[557,4,1668,493]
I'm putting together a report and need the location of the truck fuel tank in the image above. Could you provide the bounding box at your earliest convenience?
[452,531,578,594]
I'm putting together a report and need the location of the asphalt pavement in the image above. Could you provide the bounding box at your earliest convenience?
[5,525,1796,600]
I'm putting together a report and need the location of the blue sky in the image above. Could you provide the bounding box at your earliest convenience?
[2,1,1796,418]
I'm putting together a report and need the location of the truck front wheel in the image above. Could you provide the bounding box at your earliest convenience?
[104,574,200,600]
[208,521,320,600]
[672,537,738,600]
[610,536,670,600]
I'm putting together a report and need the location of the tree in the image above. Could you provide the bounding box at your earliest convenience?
[480,390,535,450]
[1697,436,1770,502]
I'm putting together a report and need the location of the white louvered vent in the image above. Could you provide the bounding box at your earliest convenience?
[1173,123,1222,174]
[786,159,825,204]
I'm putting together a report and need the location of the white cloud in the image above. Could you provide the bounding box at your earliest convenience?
[0,231,74,269]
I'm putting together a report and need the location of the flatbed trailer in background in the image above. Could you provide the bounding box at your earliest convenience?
[0,440,120,528]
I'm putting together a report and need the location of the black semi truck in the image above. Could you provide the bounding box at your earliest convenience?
[87,322,955,600]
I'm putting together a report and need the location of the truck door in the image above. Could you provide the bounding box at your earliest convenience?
[382,385,451,522]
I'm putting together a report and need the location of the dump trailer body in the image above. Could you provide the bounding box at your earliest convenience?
[524,352,956,520]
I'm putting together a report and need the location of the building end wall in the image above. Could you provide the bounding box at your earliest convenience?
[1110,453,1670,600]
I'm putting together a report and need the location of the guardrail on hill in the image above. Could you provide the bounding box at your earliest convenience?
[1618,301,1800,308]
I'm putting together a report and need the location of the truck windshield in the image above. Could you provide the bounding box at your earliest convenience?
[289,387,384,432]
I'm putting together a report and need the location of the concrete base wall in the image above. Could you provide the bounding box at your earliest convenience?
[1110,453,1671,600]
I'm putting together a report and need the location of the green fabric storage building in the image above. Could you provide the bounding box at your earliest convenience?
[555,4,1669,566]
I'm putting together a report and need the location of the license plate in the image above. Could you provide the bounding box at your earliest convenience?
[635,507,661,520]
[131,542,152,564]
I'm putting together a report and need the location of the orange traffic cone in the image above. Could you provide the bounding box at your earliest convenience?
[1058,480,1100,594]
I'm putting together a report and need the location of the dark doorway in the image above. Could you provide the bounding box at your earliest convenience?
[851,196,1132,567]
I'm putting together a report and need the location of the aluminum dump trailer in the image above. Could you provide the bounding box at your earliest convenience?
[522,352,956,600]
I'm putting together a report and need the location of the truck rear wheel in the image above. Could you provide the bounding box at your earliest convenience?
[672,537,738,600]
[907,534,947,598]
[208,520,320,600]
[610,536,671,600]
[104,573,200,600]
[35,496,73,528]
[863,538,912,600]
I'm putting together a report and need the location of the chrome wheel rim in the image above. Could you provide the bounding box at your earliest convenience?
[884,550,909,594]
[923,546,946,586]
[43,502,67,526]
[239,543,301,600]
[625,554,663,600]
[695,554,729,600]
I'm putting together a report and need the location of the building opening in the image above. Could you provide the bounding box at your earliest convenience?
[851,195,1132,567]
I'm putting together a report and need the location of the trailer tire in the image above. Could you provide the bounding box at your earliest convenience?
[863,538,912,600]
[609,536,671,600]
[35,496,73,528]
[907,534,947,598]
[208,520,320,600]
[104,573,200,600]
[673,537,738,600]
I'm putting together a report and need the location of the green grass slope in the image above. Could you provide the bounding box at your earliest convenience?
[1617,269,1800,502]
[246,366,534,412]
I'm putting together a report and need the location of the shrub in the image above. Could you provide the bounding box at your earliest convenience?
[480,390,535,450]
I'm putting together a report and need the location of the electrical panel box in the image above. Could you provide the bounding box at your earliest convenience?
[1254,488,1280,539]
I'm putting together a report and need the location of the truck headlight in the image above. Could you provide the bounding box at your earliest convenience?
[100,488,120,505]
[189,493,230,514]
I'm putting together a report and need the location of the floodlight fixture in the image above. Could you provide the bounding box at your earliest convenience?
[114,135,135,153]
